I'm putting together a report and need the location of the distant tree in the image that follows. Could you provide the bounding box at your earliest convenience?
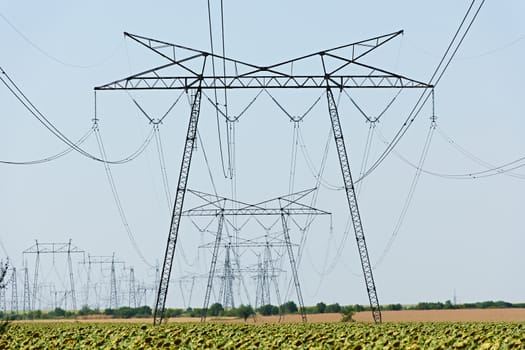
[258,304,279,316]
[353,304,365,312]
[208,303,224,317]
[316,302,327,314]
[325,303,341,313]
[103,308,114,316]
[236,304,255,321]
[384,304,403,311]
[135,305,152,317]
[78,305,92,316]
[51,307,66,317]
[280,301,298,314]
[340,305,355,322]
[164,308,184,318]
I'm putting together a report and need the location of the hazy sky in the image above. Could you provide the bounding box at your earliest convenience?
[1,1,523,311]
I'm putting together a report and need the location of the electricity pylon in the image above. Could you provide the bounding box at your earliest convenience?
[188,188,329,322]
[80,254,125,310]
[96,30,432,324]
[22,239,84,311]
[11,267,18,313]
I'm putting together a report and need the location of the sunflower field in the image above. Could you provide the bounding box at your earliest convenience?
[0,321,523,349]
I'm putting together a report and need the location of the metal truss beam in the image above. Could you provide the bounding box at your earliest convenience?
[184,207,327,216]
[96,75,429,91]
[183,188,330,217]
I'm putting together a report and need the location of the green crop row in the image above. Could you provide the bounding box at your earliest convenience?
[0,321,523,349]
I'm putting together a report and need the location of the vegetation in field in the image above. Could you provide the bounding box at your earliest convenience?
[2,299,524,322]
[1,321,523,349]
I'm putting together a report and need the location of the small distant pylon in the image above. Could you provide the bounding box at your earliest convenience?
[222,244,235,309]
[11,267,18,313]
[110,254,118,309]
[23,266,30,313]
[129,267,137,308]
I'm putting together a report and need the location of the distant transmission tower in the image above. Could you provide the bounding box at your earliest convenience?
[0,281,5,312]
[11,267,18,313]
[96,30,432,324]
[23,265,30,313]
[128,267,137,308]
[218,243,235,310]
[22,239,84,310]
[80,254,124,310]
[191,188,329,322]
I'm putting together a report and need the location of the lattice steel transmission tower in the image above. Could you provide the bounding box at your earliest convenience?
[218,243,235,310]
[80,254,125,310]
[96,30,432,324]
[22,239,84,311]
[11,267,18,313]
[187,188,329,322]
[0,282,5,313]
[128,267,137,308]
[254,245,282,311]
[22,265,30,313]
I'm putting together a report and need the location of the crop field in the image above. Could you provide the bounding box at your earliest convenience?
[1,321,523,349]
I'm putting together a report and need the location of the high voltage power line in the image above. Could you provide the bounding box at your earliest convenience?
[0,12,123,69]
[0,67,152,165]
[358,0,486,183]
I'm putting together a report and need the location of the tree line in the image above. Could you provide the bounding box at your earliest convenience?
[1,299,524,321]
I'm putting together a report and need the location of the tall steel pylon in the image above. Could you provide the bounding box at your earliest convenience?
[96,30,432,324]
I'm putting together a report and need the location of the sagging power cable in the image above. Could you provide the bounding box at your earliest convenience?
[93,121,155,268]
[0,68,151,164]
[0,127,93,165]
[0,12,123,69]
[376,127,525,180]
[373,118,437,269]
[264,89,323,122]
[206,0,229,179]
[357,0,486,183]
[203,89,263,122]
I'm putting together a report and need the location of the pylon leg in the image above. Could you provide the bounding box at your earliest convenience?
[153,88,203,325]
[201,214,225,321]
[281,213,307,322]
[326,87,382,323]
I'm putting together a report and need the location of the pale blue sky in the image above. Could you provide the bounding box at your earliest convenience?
[0,1,523,310]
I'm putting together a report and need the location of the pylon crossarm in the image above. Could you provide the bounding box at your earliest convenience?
[124,31,403,77]
[96,31,432,91]
[96,75,430,91]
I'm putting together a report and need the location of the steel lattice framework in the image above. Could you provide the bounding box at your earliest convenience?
[186,188,329,322]
[22,239,84,311]
[95,30,432,325]
[80,254,125,310]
